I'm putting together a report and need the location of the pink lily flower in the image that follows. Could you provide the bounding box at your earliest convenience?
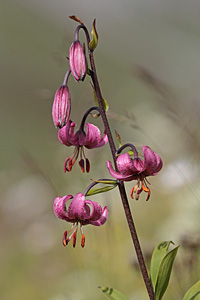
[53,193,108,247]
[107,146,163,201]
[58,119,108,173]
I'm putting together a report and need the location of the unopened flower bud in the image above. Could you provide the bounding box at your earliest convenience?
[69,40,87,82]
[52,85,71,128]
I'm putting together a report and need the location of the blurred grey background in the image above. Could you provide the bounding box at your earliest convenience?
[1,0,200,299]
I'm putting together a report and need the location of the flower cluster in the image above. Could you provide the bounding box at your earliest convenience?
[52,25,107,173]
[52,20,109,247]
[52,18,163,248]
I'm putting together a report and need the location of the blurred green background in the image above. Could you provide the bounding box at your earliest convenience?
[1,0,200,299]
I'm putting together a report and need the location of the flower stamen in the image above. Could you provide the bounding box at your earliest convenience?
[130,179,140,199]
[62,230,68,246]
[142,182,149,192]
[64,147,80,172]
[81,234,85,247]
[86,158,90,172]
[73,231,77,248]
[79,159,85,173]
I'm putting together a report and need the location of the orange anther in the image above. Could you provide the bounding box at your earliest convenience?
[130,187,135,199]
[62,230,68,246]
[81,234,85,248]
[142,182,150,193]
[73,231,77,248]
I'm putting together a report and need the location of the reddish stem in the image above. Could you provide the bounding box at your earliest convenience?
[79,23,155,300]
[90,52,154,300]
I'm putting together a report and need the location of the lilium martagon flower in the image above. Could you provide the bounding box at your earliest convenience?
[53,193,108,247]
[58,119,108,173]
[107,145,163,201]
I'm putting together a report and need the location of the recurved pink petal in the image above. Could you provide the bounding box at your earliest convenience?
[84,200,103,221]
[58,120,75,146]
[116,153,137,176]
[84,123,102,148]
[142,146,158,175]
[152,152,163,174]
[107,160,134,181]
[67,193,86,221]
[89,206,108,226]
[53,195,73,221]
[94,130,108,148]
[133,157,144,173]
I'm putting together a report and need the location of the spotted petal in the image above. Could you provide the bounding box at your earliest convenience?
[107,160,135,181]
[89,206,108,226]
[116,153,143,176]
[142,146,158,175]
[53,195,73,221]
[58,120,76,147]
[143,146,163,175]
[95,130,108,148]
[84,199,103,222]
[67,193,86,221]
[84,123,108,149]
[152,152,163,174]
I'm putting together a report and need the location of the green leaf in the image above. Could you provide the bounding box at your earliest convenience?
[150,241,174,290]
[102,98,109,112]
[91,179,117,185]
[99,287,129,300]
[155,246,179,300]
[183,280,200,300]
[92,86,109,114]
[115,130,123,147]
[86,185,117,196]
[89,19,98,51]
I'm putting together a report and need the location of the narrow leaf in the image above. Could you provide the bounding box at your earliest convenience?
[91,179,117,185]
[183,280,200,300]
[150,241,174,290]
[99,287,129,300]
[92,85,109,113]
[102,98,109,112]
[89,19,98,51]
[86,185,117,196]
[155,246,179,300]
[115,130,123,147]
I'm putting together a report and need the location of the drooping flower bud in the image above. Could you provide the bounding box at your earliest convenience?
[69,40,87,82]
[52,85,71,128]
